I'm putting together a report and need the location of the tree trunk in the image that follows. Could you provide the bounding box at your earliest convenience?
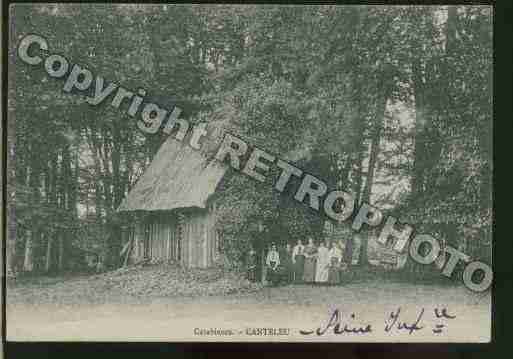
[59,144,74,272]
[411,56,427,198]
[358,94,386,266]
[23,230,34,272]
[409,6,457,200]
[261,246,267,284]
[6,242,16,277]
[361,121,383,205]
[58,232,64,271]
[108,120,124,269]
[6,11,18,278]
[347,72,366,265]
[45,233,53,272]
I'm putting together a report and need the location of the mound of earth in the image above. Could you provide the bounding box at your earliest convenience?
[104,263,262,297]
[7,264,262,306]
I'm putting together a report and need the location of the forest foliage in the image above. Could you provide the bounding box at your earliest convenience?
[7,5,492,274]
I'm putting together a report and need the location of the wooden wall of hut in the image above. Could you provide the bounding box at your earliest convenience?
[180,208,217,268]
[129,209,217,268]
[130,212,180,264]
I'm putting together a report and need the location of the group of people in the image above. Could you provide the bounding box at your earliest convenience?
[247,237,348,286]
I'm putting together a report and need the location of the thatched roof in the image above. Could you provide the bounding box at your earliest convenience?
[118,135,228,212]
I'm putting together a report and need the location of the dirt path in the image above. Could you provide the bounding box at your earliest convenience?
[7,280,491,342]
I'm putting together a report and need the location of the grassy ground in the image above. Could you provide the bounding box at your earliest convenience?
[6,265,491,342]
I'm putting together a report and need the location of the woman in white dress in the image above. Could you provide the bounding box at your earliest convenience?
[315,240,330,284]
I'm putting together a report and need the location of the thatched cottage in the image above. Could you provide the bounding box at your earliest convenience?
[117,135,228,268]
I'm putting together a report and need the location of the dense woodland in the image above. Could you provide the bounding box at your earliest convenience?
[7,5,492,276]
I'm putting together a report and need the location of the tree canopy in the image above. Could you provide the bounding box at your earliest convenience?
[7,4,492,273]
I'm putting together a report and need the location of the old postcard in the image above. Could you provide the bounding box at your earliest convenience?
[4,4,492,342]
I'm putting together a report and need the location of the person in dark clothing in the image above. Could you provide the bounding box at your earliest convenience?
[246,247,258,282]
[281,243,294,284]
[328,241,343,285]
[303,237,317,283]
[265,243,280,286]
[292,239,305,283]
